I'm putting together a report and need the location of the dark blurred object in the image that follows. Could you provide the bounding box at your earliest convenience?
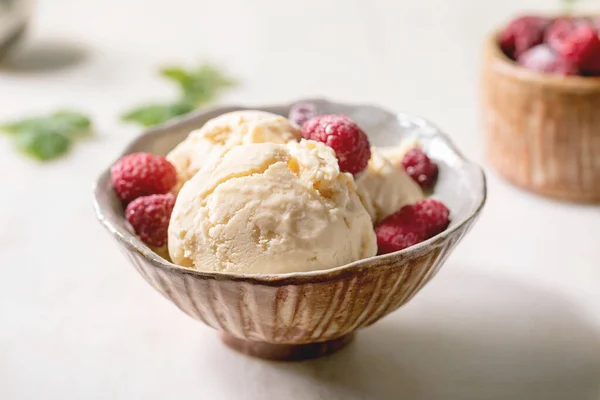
[0,0,33,60]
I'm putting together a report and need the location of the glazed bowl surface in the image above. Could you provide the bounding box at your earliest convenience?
[93,99,486,360]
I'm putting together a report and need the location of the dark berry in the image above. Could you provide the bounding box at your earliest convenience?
[401,148,439,189]
[289,103,318,127]
[499,16,551,59]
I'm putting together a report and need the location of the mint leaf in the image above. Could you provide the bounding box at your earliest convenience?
[1,118,41,134]
[121,102,195,127]
[14,131,71,161]
[1,110,91,138]
[51,110,92,138]
[122,63,237,127]
[160,64,236,106]
[0,110,92,161]
[160,67,193,87]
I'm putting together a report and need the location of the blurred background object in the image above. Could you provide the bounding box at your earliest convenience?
[0,0,33,59]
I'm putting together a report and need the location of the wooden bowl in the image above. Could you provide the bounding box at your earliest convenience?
[482,33,600,203]
[93,99,486,361]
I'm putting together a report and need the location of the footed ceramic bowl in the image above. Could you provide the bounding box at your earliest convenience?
[93,99,486,361]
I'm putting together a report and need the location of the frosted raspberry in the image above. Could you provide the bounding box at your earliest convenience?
[301,115,371,175]
[111,153,177,203]
[288,102,318,127]
[413,198,451,238]
[499,16,551,59]
[401,148,439,189]
[545,17,580,51]
[125,193,176,247]
[375,199,450,255]
[551,24,600,75]
[517,45,579,76]
[375,205,425,254]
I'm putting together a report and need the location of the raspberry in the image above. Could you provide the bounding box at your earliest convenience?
[375,206,426,254]
[289,102,318,127]
[499,16,551,59]
[545,17,579,51]
[401,148,439,189]
[413,198,451,237]
[552,24,600,75]
[125,193,176,247]
[517,45,579,76]
[375,199,450,255]
[111,153,177,203]
[301,115,371,175]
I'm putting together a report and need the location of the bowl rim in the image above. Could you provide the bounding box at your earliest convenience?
[485,31,600,89]
[93,98,487,284]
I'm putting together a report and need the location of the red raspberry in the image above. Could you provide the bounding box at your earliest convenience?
[289,102,318,127]
[375,206,426,254]
[375,199,451,255]
[517,45,579,76]
[413,198,451,238]
[401,148,439,189]
[545,17,579,51]
[111,153,177,203]
[552,24,600,75]
[301,115,371,175]
[499,16,551,59]
[125,193,176,247]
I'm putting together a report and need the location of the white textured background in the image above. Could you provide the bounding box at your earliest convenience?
[0,1,599,399]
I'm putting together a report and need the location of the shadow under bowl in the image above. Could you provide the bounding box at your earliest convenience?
[93,99,487,361]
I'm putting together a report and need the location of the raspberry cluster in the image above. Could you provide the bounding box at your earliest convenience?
[111,153,177,247]
[500,16,600,76]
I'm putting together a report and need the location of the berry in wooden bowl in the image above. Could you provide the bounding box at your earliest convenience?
[482,15,600,203]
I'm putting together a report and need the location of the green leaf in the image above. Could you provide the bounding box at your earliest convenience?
[1,110,92,139]
[159,63,236,106]
[160,67,193,86]
[51,110,92,138]
[121,101,195,127]
[0,109,91,161]
[14,131,72,161]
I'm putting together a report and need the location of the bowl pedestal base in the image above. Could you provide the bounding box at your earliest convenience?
[220,332,355,361]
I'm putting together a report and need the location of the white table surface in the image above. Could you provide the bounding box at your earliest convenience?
[1,1,599,399]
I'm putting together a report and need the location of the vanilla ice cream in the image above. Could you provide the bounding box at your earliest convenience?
[166,110,302,192]
[377,138,421,166]
[357,148,424,224]
[168,140,377,274]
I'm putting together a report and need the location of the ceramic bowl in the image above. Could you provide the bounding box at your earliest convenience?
[93,99,487,361]
[482,32,600,203]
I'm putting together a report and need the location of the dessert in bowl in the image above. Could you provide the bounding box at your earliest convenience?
[482,15,600,202]
[93,99,486,360]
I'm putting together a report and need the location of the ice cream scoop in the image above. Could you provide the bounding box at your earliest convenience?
[357,148,424,224]
[168,140,377,274]
[376,138,421,167]
[166,110,301,192]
